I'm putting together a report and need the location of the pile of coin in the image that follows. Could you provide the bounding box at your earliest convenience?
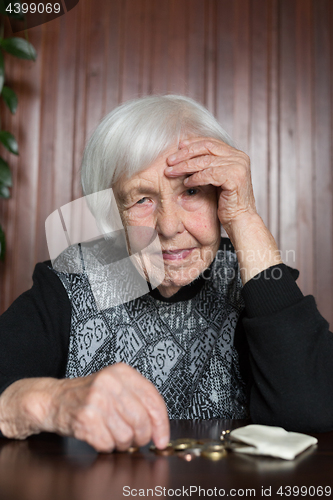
[149,435,229,461]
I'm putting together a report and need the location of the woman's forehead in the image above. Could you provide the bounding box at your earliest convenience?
[114,146,183,197]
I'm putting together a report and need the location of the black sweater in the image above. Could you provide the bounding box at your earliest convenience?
[0,253,332,432]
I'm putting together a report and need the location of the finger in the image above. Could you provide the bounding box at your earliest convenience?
[112,392,152,447]
[136,385,170,449]
[78,424,115,453]
[105,364,169,450]
[104,405,135,451]
[183,167,238,191]
[167,138,228,166]
[165,155,221,177]
[72,405,116,453]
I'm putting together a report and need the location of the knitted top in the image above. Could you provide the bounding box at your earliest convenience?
[53,238,249,420]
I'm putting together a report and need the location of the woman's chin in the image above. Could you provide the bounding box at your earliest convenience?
[160,268,203,293]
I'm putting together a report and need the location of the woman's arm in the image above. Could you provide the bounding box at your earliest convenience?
[241,263,333,433]
[166,139,333,432]
[0,263,169,451]
[0,262,71,395]
[0,364,170,451]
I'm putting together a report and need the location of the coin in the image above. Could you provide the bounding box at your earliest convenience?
[127,446,139,453]
[177,450,197,461]
[155,446,174,456]
[173,438,197,445]
[149,437,229,460]
[172,438,197,451]
[201,449,227,461]
[196,438,215,445]
[183,446,203,456]
[150,443,174,455]
[220,429,231,440]
[202,442,225,452]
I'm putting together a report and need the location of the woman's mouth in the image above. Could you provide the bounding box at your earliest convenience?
[162,248,194,260]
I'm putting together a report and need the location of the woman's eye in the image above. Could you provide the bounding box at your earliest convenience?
[136,197,149,205]
[186,188,199,196]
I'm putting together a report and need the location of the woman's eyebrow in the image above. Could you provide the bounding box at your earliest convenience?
[122,184,159,199]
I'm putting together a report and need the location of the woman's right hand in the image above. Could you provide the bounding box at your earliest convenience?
[0,363,170,452]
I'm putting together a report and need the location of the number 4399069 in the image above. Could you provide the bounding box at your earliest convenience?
[276,485,331,496]
[6,3,61,14]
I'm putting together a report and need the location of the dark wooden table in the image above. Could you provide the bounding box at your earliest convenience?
[0,419,332,500]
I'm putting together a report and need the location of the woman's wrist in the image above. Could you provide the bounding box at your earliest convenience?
[0,377,60,438]
[224,213,282,285]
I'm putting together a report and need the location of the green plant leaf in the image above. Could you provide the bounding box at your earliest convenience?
[0,183,10,198]
[0,37,36,61]
[1,85,18,114]
[0,51,4,94]
[0,223,5,260]
[0,131,18,155]
[0,157,11,186]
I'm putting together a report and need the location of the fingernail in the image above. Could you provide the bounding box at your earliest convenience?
[184,177,189,184]
[168,154,176,162]
[157,435,169,449]
[165,166,173,171]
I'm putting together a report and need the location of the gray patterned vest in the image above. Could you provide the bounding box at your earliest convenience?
[52,240,248,419]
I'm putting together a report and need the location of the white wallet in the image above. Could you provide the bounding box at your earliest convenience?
[228,424,318,460]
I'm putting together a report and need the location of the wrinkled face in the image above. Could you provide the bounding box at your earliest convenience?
[114,146,221,297]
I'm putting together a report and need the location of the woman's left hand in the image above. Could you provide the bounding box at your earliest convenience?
[165,137,257,232]
[165,137,282,284]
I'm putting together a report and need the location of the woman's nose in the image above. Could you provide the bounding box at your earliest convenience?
[156,203,185,239]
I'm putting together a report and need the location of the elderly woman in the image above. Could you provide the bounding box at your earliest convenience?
[0,95,332,452]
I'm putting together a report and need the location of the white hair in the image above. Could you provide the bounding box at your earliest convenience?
[80,95,234,235]
[81,94,234,194]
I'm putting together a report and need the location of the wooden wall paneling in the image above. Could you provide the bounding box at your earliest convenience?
[72,0,108,247]
[72,0,89,202]
[267,0,280,242]
[313,0,333,325]
[84,0,109,139]
[279,0,298,267]
[232,0,250,154]
[140,0,155,96]
[187,0,206,104]
[295,0,314,296]
[33,20,60,266]
[53,7,78,211]
[0,18,19,305]
[331,0,333,328]
[150,0,170,94]
[48,7,80,263]
[167,0,188,95]
[0,25,43,310]
[204,0,217,115]
[121,0,145,102]
[0,55,20,310]
[14,29,43,293]
[216,0,235,138]
[37,14,79,263]
[249,0,269,226]
[104,0,123,113]
[1,0,333,323]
